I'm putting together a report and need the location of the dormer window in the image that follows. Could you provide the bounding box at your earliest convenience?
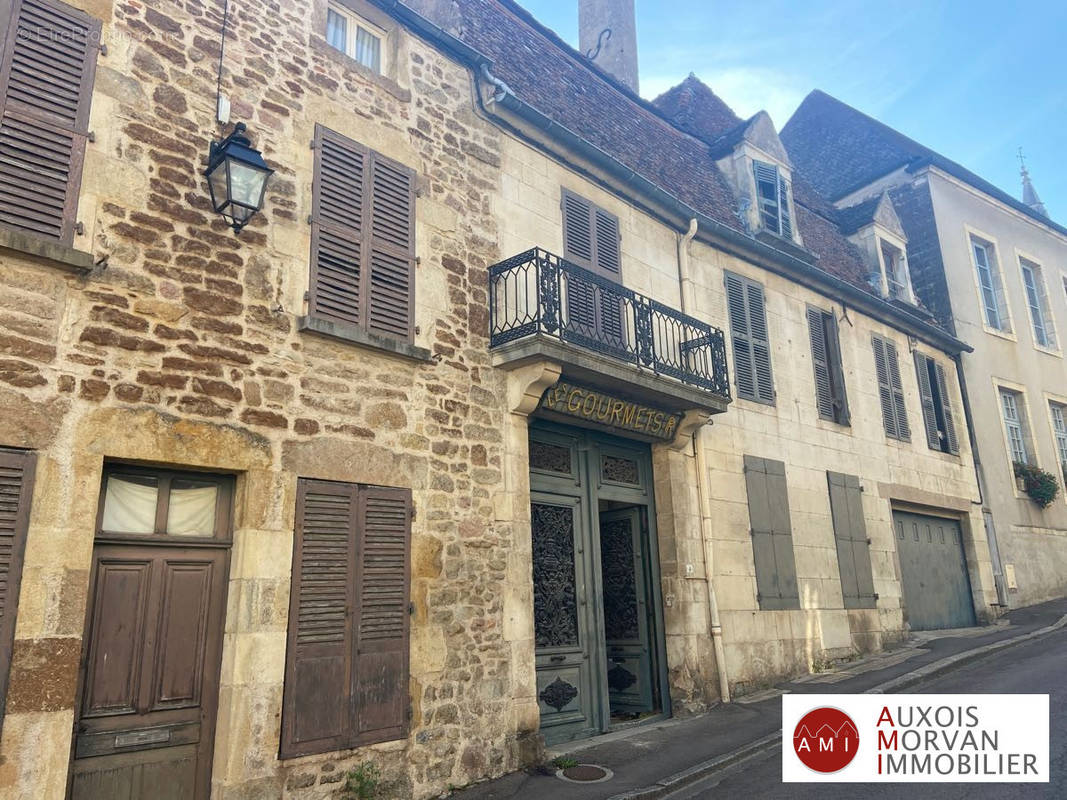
[752,161,792,238]
[880,239,910,302]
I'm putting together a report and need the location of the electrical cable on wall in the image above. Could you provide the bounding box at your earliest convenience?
[215,0,231,123]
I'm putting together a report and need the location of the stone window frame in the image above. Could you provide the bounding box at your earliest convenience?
[1043,391,1067,504]
[877,235,915,304]
[309,0,408,100]
[994,379,1039,499]
[1014,248,1060,356]
[965,225,1015,341]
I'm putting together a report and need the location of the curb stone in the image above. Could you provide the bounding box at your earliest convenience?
[609,612,1067,799]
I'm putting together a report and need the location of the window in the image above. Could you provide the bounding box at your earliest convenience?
[914,353,960,455]
[96,466,234,540]
[0,0,100,244]
[872,335,910,441]
[1049,402,1067,474]
[752,161,792,238]
[880,240,909,302]
[0,448,35,738]
[325,1,384,73]
[561,189,621,276]
[806,306,849,424]
[971,237,1010,332]
[560,189,623,345]
[282,479,411,757]
[308,125,416,342]
[743,456,799,610]
[999,389,1031,465]
[725,272,774,404]
[1019,258,1057,349]
[827,472,876,609]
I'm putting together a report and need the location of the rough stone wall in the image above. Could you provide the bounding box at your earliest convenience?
[0,0,528,798]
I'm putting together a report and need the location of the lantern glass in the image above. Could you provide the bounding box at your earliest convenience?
[206,159,229,212]
[204,123,274,232]
[229,160,270,208]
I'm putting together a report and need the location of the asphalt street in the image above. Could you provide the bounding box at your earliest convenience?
[670,626,1067,800]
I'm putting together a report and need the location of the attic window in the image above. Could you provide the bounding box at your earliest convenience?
[880,240,910,302]
[326,1,384,73]
[753,161,792,239]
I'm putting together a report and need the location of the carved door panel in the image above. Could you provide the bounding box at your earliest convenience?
[600,507,654,715]
[531,494,599,744]
[71,545,228,800]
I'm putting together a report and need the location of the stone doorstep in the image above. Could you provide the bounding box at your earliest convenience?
[602,611,1067,800]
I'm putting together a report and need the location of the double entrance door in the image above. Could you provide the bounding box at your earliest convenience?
[529,423,668,745]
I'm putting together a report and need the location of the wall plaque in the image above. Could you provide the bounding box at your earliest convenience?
[539,381,681,440]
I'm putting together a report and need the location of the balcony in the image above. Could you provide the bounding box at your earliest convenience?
[489,248,731,414]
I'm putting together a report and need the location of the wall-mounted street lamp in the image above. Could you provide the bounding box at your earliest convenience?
[204,122,274,233]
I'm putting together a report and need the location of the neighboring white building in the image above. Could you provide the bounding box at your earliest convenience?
[784,91,1067,608]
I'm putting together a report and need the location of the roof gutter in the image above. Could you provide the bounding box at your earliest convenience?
[371,1,971,356]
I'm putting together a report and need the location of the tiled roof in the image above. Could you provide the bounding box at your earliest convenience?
[782,90,1067,236]
[434,1,926,305]
[651,74,742,143]
[835,196,882,234]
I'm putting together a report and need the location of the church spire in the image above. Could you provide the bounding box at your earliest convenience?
[1018,148,1049,218]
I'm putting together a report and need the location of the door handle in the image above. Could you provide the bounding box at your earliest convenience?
[549,655,566,663]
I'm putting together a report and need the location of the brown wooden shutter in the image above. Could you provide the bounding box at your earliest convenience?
[873,336,909,440]
[726,272,774,404]
[309,126,366,327]
[807,307,834,420]
[352,486,410,741]
[0,0,99,244]
[827,471,876,609]
[282,480,410,759]
[914,352,941,450]
[282,478,357,758]
[562,189,594,269]
[743,455,798,610]
[934,362,960,455]
[593,206,620,275]
[366,153,415,340]
[0,448,35,736]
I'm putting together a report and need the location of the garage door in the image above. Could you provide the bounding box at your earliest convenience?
[892,511,976,630]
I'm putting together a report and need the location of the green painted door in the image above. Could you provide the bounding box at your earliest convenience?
[892,511,976,630]
[600,507,654,715]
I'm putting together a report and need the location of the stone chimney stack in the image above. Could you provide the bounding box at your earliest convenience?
[579,0,639,94]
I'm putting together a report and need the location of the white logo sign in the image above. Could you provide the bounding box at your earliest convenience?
[782,694,1049,783]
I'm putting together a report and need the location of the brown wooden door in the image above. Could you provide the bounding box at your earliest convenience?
[71,544,228,800]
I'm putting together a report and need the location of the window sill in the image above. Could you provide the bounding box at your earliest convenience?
[1032,343,1063,359]
[0,226,94,274]
[309,35,410,102]
[981,325,1017,343]
[298,315,433,362]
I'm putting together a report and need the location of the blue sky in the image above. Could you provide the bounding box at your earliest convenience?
[517,0,1067,222]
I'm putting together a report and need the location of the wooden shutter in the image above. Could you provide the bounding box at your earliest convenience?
[778,175,792,239]
[726,272,774,404]
[743,455,798,610]
[873,336,909,440]
[282,479,410,759]
[934,362,960,455]
[827,472,876,609]
[807,308,834,420]
[0,0,99,244]
[353,486,410,741]
[593,206,620,275]
[825,312,850,425]
[0,448,35,736]
[914,353,941,450]
[309,126,415,342]
[562,189,594,269]
[310,127,366,327]
[366,153,415,339]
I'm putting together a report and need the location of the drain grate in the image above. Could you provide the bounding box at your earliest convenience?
[556,764,614,784]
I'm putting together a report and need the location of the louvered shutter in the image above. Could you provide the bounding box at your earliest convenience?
[593,207,620,275]
[827,472,876,609]
[562,189,593,268]
[744,455,799,610]
[808,308,834,420]
[366,153,415,340]
[934,362,960,455]
[0,0,99,244]
[885,339,910,440]
[778,175,792,239]
[310,127,366,327]
[726,272,774,403]
[282,479,357,758]
[914,353,940,450]
[0,449,35,737]
[826,313,850,425]
[353,486,410,741]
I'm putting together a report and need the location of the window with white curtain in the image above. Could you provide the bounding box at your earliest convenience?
[326,2,384,74]
[100,469,230,538]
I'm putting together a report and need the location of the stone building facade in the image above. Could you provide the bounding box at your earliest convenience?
[784,90,1067,609]
[0,1,996,799]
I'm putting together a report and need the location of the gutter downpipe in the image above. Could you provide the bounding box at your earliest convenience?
[677,219,731,703]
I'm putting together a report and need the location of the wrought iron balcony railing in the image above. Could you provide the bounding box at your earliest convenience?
[489,248,730,398]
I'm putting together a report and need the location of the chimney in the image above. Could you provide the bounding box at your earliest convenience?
[579,0,639,94]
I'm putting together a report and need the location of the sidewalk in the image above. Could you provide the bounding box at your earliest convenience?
[451,597,1067,800]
